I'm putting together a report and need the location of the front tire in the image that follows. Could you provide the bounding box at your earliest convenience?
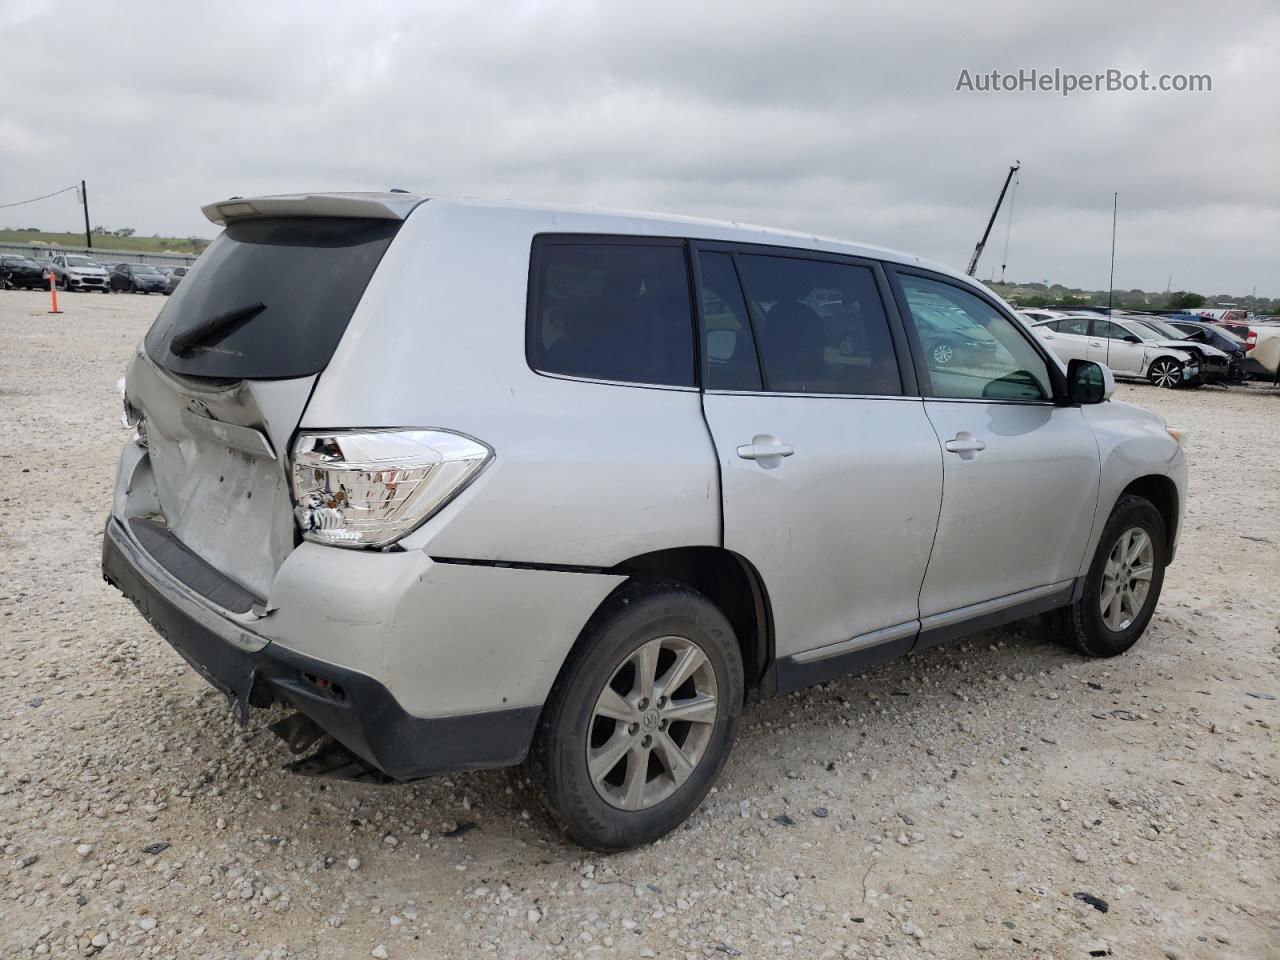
[529,580,744,851]
[1043,494,1167,657]
[1147,358,1182,388]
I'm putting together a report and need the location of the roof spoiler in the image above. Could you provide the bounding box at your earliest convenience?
[201,192,427,226]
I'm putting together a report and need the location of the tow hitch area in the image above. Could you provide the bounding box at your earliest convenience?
[269,713,390,784]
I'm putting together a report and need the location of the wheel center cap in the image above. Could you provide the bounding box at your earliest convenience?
[641,710,660,731]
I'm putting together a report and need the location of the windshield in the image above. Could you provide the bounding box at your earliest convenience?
[1120,321,1164,343]
[1138,318,1188,339]
[144,216,400,380]
[133,264,161,274]
[66,256,98,267]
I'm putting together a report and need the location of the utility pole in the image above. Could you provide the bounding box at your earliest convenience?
[81,180,92,249]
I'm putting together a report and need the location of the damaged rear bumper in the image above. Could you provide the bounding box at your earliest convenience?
[101,516,538,780]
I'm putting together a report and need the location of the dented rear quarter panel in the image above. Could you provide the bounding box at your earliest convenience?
[254,543,625,718]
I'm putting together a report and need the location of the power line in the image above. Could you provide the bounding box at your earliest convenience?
[0,184,79,211]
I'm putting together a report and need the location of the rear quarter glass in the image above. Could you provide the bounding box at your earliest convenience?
[144,217,400,381]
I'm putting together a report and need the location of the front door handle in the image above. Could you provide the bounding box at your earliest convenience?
[737,434,794,468]
[1090,340,1103,347]
[943,432,986,458]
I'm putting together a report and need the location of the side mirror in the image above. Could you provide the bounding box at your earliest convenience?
[1122,334,1142,343]
[1066,358,1114,404]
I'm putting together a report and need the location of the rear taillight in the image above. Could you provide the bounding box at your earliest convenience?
[1245,330,1256,352]
[118,378,148,447]
[290,430,491,549]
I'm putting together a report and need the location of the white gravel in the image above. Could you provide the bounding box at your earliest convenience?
[1,289,1277,959]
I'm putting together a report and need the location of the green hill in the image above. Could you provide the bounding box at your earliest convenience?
[0,228,210,255]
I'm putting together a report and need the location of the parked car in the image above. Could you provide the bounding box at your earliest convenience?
[907,299,1000,367]
[1239,324,1280,381]
[1170,313,1252,342]
[46,253,111,292]
[1163,318,1249,381]
[1122,316,1235,384]
[0,254,48,290]
[1017,308,1066,324]
[110,262,171,294]
[1189,308,1249,326]
[104,193,1187,850]
[165,265,191,293]
[1031,314,1205,388]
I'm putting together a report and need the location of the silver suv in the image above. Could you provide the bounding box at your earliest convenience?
[104,193,1186,850]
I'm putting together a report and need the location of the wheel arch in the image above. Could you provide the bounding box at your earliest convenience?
[1147,353,1187,372]
[1119,474,1179,563]
[604,546,775,700]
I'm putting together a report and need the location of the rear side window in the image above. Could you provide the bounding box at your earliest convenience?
[735,255,901,395]
[1054,317,1090,336]
[528,240,695,387]
[145,217,400,380]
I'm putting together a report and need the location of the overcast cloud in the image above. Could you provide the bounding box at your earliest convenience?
[2,0,1277,295]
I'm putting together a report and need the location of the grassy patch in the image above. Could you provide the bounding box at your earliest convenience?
[0,229,209,255]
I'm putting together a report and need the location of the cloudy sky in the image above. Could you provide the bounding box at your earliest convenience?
[3,0,1277,296]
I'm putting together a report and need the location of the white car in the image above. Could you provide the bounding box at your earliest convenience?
[103,192,1188,850]
[47,253,111,293]
[1031,314,1212,388]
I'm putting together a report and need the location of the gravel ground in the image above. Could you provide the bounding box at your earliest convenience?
[1,289,1277,960]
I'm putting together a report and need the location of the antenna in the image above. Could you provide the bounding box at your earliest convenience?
[1106,192,1117,368]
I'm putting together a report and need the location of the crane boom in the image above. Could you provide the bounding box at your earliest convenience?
[966,162,1021,277]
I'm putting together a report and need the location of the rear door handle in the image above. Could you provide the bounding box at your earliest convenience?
[944,432,986,457]
[737,434,794,468]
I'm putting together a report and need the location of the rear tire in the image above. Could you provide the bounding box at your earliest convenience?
[1042,494,1167,657]
[528,580,743,851]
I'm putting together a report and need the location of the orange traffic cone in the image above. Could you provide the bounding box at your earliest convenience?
[48,270,62,314]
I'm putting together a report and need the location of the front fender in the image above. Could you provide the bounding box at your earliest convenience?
[1079,400,1187,573]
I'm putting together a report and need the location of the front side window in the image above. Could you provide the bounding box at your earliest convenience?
[1094,320,1137,341]
[529,240,695,387]
[898,273,1052,401]
[735,254,900,395]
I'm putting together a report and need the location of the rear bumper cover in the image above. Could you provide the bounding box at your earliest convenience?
[101,516,538,780]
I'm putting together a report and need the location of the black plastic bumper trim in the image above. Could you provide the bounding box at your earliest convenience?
[102,517,539,781]
[127,517,261,614]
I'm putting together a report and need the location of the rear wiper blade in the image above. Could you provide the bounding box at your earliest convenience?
[169,302,266,356]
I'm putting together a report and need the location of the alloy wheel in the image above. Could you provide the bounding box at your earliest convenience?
[587,635,718,811]
[1150,359,1181,388]
[1099,526,1155,632]
[932,343,954,365]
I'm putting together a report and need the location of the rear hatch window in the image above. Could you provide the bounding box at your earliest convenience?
[144,217,400,380]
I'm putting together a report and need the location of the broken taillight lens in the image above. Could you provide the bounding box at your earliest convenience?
[290,430,491,549]
[118,377,148,448]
